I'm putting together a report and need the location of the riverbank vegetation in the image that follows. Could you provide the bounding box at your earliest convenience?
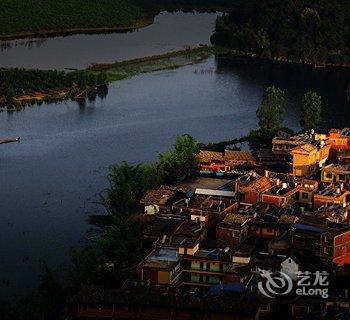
[0,68,109,110]
[73,135,199,286]
[211,0,350,67]
[0,0,237,39]
[0,46,215,110]
[88,45,216,81]
[0,0,149,39]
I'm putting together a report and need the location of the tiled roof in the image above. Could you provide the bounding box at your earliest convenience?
[223,213,253,225]
[224,150,256,162]
[142,185,182,205]
[197,150,224,162]
[292,143,317,154]
[243,176,274,193]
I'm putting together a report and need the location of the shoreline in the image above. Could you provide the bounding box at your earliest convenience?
[217,48,350,70]
[1,46,215,110]
[0,19,154,41]
[0,7,231,41]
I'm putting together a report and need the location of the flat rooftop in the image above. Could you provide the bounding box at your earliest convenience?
[141,246,180,269]
[176,177,232,191]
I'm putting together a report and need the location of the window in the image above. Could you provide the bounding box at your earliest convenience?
[325,172,333,179]
[302,192,308,199]
[339,174,346,182]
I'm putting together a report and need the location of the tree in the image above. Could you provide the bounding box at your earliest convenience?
[99,215,140,264]
[249,86,286,151]
[157,134,199,182]
[300,91,322,132]
[256,85,286,133]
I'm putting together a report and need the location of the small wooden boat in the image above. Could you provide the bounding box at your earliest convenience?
[0,136,20,144]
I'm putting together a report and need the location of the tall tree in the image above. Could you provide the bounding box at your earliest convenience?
[248,85,286,151]
[300,91,322,131]
[256,85,286,133]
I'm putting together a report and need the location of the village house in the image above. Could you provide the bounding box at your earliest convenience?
[137,246,182,285]
[335,149,350,164]
[261,181,300,207]
[236,175,275,204]
[141,185,186,216]
[179,247,231,287]
[313,184,350,209]
[196,150,225,172]
[142,217,184,247]
[322,163,350,184]
[319,228,350,266]
[315,204,350,223]
[328,128,350,151]
[169,219,206,251]
[196,149,257,173]
[332,228,350,266]
[291,142,331,177]
[224,150,257,170]
[272,133,313,163]
[216,213,254,246]
[294,178,319,209]
[290,223,325,256]
[171,189,236,227]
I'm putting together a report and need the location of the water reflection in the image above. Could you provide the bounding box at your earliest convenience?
[216,56,350,130]
[0,12,219,70]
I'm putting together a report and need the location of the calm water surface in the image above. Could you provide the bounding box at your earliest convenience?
[0,13,349,299]
[0,12,219,70]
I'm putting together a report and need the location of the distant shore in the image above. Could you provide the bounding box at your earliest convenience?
[0,19,153,41]
[1,46,216,110]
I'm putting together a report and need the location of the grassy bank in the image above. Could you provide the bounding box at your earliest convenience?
[0,46,216,110]
[88,46,216,81]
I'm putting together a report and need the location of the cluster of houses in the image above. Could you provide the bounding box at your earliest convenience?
[70,129,350,319]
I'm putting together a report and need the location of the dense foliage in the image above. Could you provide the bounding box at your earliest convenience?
[300,92,322,131]
[0,68,108,107]
[248,86,286,150]
[73,135,199,285]
[0,0,239,37]
[0,0,147,36]
[248,86,322,151]
[211,0,350,65]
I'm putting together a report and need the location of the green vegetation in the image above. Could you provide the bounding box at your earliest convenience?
[73,135,199,286]
[248,86,323,151]
[300,92,322,132]
[89,46,216,81]
[248,86,286,150]
[0,46,214,110]
[211,0,350,66]
[0,68,108,109]
[0,0,238,39]
[0,0,149,38]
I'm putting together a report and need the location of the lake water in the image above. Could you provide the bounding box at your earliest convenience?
[0,12,218,70]
[0,12,349,299]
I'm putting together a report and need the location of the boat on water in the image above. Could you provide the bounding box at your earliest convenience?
[0,136,20,144]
